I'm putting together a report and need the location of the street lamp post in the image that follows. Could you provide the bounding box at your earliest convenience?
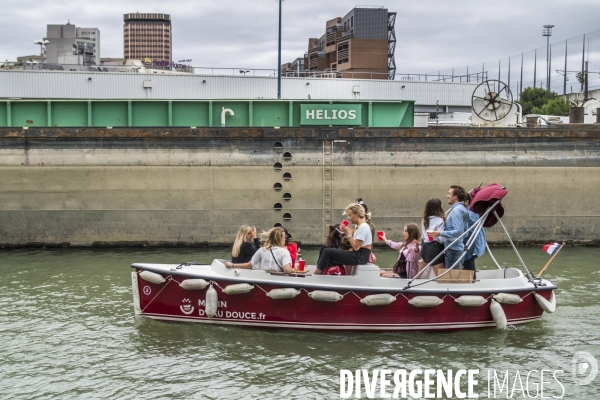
[277,0,283,99]
[33,39,49,64]
[542,25,554,91]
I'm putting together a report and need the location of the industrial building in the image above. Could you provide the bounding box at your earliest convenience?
[123,13,172,70]
[283,6,396,80]
[44,22,100,66]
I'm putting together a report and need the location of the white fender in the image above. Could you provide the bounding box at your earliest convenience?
[205,284,218,319]
[493,293,523,304]
[222,283,254,295]
[360,294,396,306]
[490,299,507,330]
[408,296,443,307]
[308,290,343,302]
[534,291,556,314]
[455,295,488,307]
[267,288,301,299]
[139,271,165,285]
[180,279,209,290]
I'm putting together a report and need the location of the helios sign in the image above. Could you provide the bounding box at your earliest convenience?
[300,104,362,126]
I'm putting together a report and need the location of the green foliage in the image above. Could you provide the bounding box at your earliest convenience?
[542,98,571,116]
[516,87,558,115]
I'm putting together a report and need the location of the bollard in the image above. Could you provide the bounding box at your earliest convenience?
[569,107,584,123]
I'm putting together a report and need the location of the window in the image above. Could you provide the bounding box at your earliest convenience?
[351,16,353,27]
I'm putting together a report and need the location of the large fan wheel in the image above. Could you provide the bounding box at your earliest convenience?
[471,80,514,122]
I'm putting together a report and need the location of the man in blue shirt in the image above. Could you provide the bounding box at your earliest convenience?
[431,185,469,271]
[463,193,486,279]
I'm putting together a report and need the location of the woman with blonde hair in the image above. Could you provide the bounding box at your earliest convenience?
[226,227,293,272]
[224,225,260,269]
[315,203,373,275]
[380,224,421,279]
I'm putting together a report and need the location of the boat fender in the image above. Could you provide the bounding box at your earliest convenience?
[455,295,488,307]
[408,296,443,307]
[308,290,343,302]
[222,283,254,295]
[266,288,301,299]
[180,279,209,290]
[493,293,523,304]
[490,299,507,330]
[360,294,396,306]
[534,291,556,314]
[139,271,165,285]
[205,284,218,319]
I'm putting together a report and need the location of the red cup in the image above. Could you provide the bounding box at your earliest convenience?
[377,231,384,241]
[427,231,434,241]
[298,260,305,271]
[342,220,349,227]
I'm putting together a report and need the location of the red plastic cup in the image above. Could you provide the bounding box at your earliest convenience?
[427,231,434,241]
[298,260,305,272]
[341,220,349,227]
[377,231,384,241]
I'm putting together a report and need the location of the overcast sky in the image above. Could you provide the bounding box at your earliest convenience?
[0,0,598,74]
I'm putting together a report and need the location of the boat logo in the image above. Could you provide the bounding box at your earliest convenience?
[180,298,195,315]
[143,286,151,295]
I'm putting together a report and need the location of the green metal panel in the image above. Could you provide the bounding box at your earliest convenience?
[51,102,88,127]
[370,102,413,127]
[172,102,210,127]
[0,102,7,127]
[212,102,249,127]
[253,101,289,127]
[0,99,415,128]
[11,102,47,127]
[91,102,128,127]
[132,102,168,127]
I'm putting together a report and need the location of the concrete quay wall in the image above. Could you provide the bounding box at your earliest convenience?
[1,126,599,247]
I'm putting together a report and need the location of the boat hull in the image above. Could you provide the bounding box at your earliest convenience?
[131,266,554,332]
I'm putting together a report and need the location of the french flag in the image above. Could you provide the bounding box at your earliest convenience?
[542,242,562,256]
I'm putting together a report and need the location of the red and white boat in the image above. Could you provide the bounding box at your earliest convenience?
[130,184,558,331]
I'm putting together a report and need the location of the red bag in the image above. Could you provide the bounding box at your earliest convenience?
[323,266,346,275]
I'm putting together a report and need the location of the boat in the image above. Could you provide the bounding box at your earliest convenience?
[130,184,557,331]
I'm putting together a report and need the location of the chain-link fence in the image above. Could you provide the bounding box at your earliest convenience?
[422,28,600,100]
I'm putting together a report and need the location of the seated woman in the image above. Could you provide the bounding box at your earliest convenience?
[226,227,294,273]
[315,203,372,275]
[419,198,446,277]
[380,224,421,279]
[317,224,346,273]
[224,225,261,269]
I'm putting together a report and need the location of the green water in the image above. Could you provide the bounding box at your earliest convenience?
[1,247,598,399]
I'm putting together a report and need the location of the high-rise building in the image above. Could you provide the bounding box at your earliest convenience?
[45,22,100,66]
[123,13,172,70]
[284,6,396,80]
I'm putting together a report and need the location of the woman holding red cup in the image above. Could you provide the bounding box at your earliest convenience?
[314,203,373,274]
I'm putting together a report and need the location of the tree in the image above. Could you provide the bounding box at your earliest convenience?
[542,98,571,116]
[516,87,557,115]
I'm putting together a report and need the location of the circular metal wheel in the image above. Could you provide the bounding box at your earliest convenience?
[471,80,514,122]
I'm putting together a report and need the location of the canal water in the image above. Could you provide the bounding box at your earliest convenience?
[1,246,598,399]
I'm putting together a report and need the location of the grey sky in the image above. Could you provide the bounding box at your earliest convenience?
[0,0,598,74]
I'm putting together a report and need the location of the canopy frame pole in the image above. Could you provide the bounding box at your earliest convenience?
[493,211,534,280]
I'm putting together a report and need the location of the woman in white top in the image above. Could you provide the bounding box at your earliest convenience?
[419,198,446,276]
[315,203,373,274]
[226,227,294,273]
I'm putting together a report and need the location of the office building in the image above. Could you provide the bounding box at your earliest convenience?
[45,22,100,66]
[123,13,172,70]
[284,6,396,80]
